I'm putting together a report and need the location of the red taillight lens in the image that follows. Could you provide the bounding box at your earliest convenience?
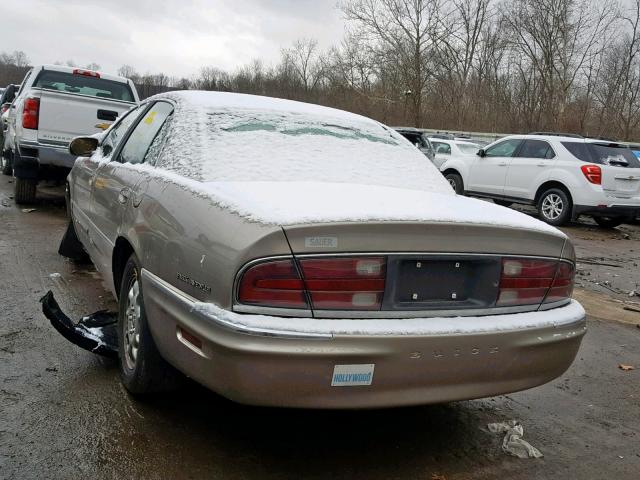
[237,259,307,309]
[497,258,575,307]
[238,257,386,311]
[581,164,602,185]
[22,97,40,130]
[544,262,575,304]
[299,257,386,310]
[73,68,100,78]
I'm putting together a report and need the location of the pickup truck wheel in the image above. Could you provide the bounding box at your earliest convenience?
[593,217,626,229]
[118,254,183,395]
[14,177,37,204]
[537,188,571,226]
[445,172,464,194]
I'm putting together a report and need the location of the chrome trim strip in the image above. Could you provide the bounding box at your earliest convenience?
[233,304,313,317]
[142,268,331,340]
[20,140,68,151]
[232,253,574,319]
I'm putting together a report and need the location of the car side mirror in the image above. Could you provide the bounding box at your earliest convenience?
[69,136,99,157]
[477,149,486,157]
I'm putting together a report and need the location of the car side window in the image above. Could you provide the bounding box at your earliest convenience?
[517,140,555,159]
[100,106,145,158]
[433,142,451,154]
[117,102,174,165]
[484,139,522,157]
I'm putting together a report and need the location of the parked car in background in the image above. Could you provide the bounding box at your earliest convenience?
[394,127,435,161]
[440,134,640,227]
[0,84,20,175]
[428,137,481,169]
[61,91,584,408]
[4,65,139,203]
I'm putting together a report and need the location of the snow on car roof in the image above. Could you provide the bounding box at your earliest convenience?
[132,91,564,236]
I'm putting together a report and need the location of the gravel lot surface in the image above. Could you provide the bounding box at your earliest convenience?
[1,177,638,480]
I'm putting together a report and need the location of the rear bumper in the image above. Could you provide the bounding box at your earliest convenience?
[574,204,640,218]
[142,269,587,409]
[14,142,74,179]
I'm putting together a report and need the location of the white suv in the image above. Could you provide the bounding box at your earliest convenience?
[440,134,640,227]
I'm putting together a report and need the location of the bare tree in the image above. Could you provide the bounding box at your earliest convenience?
[502,0,617,131]
[339,0,442,126]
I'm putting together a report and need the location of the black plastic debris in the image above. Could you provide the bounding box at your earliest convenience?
[40,290,118,358]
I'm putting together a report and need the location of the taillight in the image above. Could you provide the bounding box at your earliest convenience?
[238,259,307,309]
[73,68,100,78]
[581,164,601,185]
[238,257,386,311]
[299,257,386,310]
[22,97,40,129]
[497,258,574,307]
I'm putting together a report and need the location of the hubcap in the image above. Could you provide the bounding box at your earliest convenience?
[542,193,564,220]
[123,279,141,370]
[448,178,457,190]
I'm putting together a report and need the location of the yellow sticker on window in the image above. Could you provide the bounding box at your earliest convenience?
[144,111,158,125]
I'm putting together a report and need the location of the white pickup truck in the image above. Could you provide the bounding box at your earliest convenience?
[5,65,139,203]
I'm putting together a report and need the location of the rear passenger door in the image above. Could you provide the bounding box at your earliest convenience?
[503,139,555,200]
[467,138,522,196]
[89,101,174,276]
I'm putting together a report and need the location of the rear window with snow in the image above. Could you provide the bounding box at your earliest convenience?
[34,71,135,102]
[153,94,451,194]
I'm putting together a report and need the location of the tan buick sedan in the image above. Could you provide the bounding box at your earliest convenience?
[63,91,586,408]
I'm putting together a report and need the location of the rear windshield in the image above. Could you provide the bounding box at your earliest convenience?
[562,142,640,168]
[398,131,427,147]
[34,71,134,102]
[154,106,452,195]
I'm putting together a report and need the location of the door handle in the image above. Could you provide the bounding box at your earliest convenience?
[537,162,547,167]
[498,162,507,166]
[118,188,131,204]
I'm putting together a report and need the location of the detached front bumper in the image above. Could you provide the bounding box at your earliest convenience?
[142,269,587,409]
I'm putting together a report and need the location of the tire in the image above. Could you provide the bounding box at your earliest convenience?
[537,188,572,226]
[1,151,11,176]
[493,200,512,207]
[445,172,464,194]
[118,254,182,395]
[14,177,36,204]
[593,216,626,229]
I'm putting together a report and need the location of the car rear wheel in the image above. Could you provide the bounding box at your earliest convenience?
[538,188,571,226]
[593,216,626,229]
[445,172,464,194]
[14,177,36,204]
[118,254,182,395]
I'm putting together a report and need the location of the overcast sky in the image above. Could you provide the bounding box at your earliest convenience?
[1,0,346,77]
